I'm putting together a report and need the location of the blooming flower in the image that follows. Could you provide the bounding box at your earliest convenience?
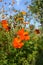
[17,28,30,41]
[12,38,24,48]
[24,32,30,40]
[17,28,24,35]
[1,20,10,31]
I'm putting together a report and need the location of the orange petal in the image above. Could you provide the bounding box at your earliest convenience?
[24,36,30,40]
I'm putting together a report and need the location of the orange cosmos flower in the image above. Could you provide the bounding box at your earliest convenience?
[24,35,30,40]
[12,38,24,48]
[1,20,9,31]
[19,32,28,40]
[1,20,8,24]
[19,34,25,40]
[17,29,30,41]
[24,32,28,35]
[17,28,24,35]
[24,32,30,40]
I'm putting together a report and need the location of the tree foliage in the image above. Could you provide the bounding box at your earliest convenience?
[29,0,43,23]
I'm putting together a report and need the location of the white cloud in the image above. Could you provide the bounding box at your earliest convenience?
[16,0,21,5]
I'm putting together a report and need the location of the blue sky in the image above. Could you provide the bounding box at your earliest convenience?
[0,0,41,28]
[0,0,31,16]
[0,0,31,11]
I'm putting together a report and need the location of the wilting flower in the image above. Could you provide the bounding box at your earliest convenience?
[12,38,24,48]
[30,25,34,30]
[34,29,40,34]
[1,20,10,31]
[17,17,24,21]
[17,28,30,41]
